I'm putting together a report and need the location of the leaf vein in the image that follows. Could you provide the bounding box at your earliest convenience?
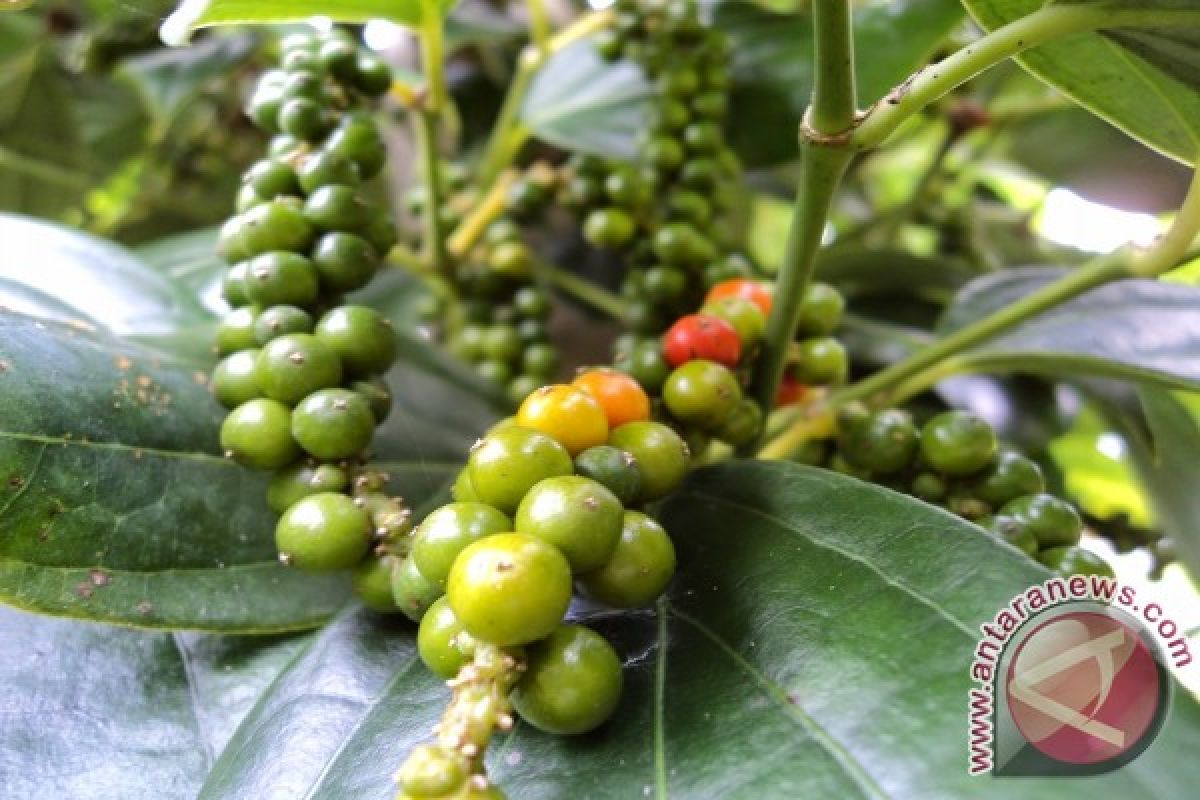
[694,492,978,641]
[172,632,216,767]
[0,430,229,466]
[667,604,883,800]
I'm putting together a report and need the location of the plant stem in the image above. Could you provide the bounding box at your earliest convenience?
[526,0,550,55]
[420,0,448,113]
[832,252,1129,408]
[447,170,519,260]
[1133,166,1200,277]
[746,0,856,435]
[757,403,837,460]
[852,5,1200,150]
[538,261,627,320]
[417,0,450,273]
[808,0,857,136]
[478,9,614,186]
[415,109,449,273]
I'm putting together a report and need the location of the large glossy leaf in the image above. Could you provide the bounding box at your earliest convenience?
[963,0,1200,166]
[135,227,230,315]
[1089,385,1200,581]
[0,604,309,798]
[521,38,652,159]
[938,267,1200,391]
[161,0,460,45]
[0,312,351,630]
[0,213,211,337]
[0,309,497,630]
[713,0,965,165]
[180,462,1200,798]
[1133,388,1200,576]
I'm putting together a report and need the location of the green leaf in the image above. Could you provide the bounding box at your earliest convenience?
[939,267,1200,391]
[0,13,90,218]
[186,463,1200,798]
[135,227,231,316]
[817,245,978,302]
[198,607,417,798]
[1094,386,1200,580]
[161,0,460,45]
[521,38,652,159]
[446,0,523,49]
[0,213,212,337]
[962,0,1200,166]
[0,604,309,798]
[0,312,351,630]
[714,0,965,165]
[118,33,257,126]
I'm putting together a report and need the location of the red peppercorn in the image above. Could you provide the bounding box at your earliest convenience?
[662,313,742,368]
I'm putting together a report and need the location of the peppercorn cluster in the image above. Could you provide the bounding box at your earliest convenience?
[212,29,409,590]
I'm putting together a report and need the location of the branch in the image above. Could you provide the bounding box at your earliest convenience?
[852,5,1200,150]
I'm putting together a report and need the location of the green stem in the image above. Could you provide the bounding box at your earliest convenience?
[808,0,857,135]
[526,0,550,55]
[479,53,534,185]
[747,0,856,432]
[852,6,1200,150]
[478,10,613,186]
[420,0,448,113]
[538,261,627,320]
[833,164,1200,408]
[416,0,450,273]
[1133,166,1200,277]
[415,109,449,273]
[832,252,1129,408]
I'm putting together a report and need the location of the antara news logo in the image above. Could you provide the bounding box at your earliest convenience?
[967,574,1192,777]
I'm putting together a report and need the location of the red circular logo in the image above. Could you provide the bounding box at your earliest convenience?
[1006,611,1162,766]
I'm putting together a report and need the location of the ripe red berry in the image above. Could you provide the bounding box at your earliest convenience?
[705,278,773,316]
[662,313,742,368]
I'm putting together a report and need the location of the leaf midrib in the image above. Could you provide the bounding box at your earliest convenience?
[667,604,884,800]
[687,490,979,640]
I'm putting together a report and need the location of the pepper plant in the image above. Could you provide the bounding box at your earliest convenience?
[1,0,1199,798]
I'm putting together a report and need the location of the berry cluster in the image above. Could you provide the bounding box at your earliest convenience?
[579,0,751,338]
[439,165,562,403]
[831,407,1113,577]
[395,371,683,797]
[211,29,407,594]
[613,277,848,459]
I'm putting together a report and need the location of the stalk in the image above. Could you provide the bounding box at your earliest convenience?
[746,0,856,433]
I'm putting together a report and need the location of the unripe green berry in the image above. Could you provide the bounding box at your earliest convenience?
[256,333,343,405]
[446,532,572,647]
[515,476,624,573]
[266,463,349,514]
[211,349,262,409]
[220,398,299,469]
[314,305,397,378]
[391,556,443,622]
[292,388,376,460]
[275,491,372,571]
[352,555,402,613]
[511,624,623,734]
[412,502,513,588]
[579,510,675,608]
